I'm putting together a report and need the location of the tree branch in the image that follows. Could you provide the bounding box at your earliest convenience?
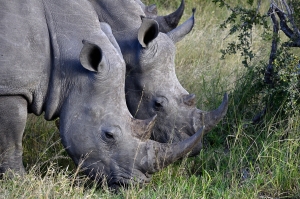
[274,7,294,38]
[264,6,279,85]
[252,6,279,124]
[282,0,300,36]
[271,2,300,47]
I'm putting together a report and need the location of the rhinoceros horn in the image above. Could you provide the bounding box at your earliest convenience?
[132,115,157,141]
[145,127,204,173]
[155,0,185,33]
[167,8,195,43]
[196,93,228,135]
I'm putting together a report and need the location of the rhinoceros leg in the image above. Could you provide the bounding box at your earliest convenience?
[0,96,27,177]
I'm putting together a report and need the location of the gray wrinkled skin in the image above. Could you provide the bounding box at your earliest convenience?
[90,0,228,156]
[0,0,204,189]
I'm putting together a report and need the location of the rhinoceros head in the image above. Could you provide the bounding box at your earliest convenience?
[125,11,228,156]
[58,40,204,188]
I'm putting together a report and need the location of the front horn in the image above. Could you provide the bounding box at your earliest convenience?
[196,93,228,135]
[145,126,204,173]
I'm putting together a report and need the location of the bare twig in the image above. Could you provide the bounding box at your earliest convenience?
[282,0,292,16]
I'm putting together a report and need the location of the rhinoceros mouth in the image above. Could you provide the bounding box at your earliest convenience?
[108,177,151,189]
[108,172,152,189]
[108,180,128,190]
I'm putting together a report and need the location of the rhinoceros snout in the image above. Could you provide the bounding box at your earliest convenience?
[108,171,152,190]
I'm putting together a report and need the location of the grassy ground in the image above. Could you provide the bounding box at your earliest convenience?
[1,1,299,198]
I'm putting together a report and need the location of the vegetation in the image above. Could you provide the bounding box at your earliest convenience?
[1,0,299,198]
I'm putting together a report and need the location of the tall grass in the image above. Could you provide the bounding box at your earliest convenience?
[1,0,299,198]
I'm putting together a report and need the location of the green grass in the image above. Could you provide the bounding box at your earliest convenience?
[1,0,299,198]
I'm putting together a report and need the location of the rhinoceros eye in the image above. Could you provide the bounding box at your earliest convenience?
[153,96,167,111]
[104,131,114,140]
[101,126,121,142]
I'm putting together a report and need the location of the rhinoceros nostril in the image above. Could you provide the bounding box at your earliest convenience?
[183,94,196,106]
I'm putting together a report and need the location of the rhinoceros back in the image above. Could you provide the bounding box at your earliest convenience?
[0,0,51,113]
[91,0,144,32]
[0,0,111,117]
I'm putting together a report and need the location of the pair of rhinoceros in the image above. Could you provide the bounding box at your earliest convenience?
[0,0,228,189]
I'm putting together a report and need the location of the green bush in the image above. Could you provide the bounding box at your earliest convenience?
[213,0,300,121]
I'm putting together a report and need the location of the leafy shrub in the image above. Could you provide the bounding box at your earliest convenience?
[213,0,300,123]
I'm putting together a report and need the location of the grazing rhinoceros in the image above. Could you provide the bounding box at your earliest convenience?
[0,0,204,188]
[89,0,228,156]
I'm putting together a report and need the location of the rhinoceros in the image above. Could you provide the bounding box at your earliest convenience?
[0,0,204,188]
[89,0,228,156]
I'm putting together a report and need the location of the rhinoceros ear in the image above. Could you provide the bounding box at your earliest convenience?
[80,40,107,72]
[138,17,159,48]
[145,4,157,17]
[136,0,157,17]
